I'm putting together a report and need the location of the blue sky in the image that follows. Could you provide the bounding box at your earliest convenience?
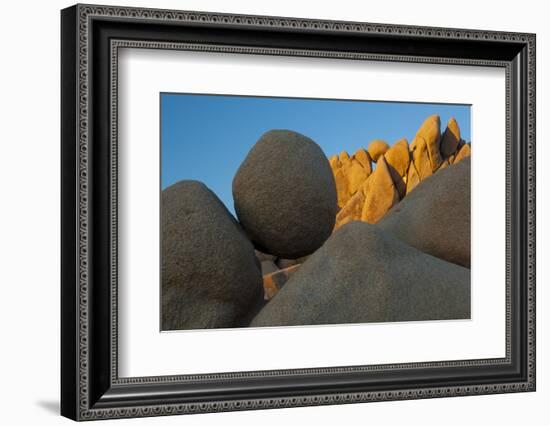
[161,93,471,214]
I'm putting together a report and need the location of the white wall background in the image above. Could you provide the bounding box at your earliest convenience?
[0,0,546,424]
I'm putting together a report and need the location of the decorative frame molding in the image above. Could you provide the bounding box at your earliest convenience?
[61,4,536,421]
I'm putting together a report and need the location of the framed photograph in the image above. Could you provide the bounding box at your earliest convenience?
[61,4,536,421]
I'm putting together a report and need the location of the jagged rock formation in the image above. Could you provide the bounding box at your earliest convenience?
[233,129,338,259]
[330,115,470,229]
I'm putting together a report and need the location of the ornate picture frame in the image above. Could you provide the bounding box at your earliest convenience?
[61,4,536,421]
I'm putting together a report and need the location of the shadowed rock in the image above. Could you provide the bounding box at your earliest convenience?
[250,222,470,327]
[261,260,279,276]
[415,114,442,171]
[406,162,421,194]
[262,264,301,301]
[162,181,263,330]
[454,143,471,164]
[411,136,433,181]
[440,117,461,157]
[384,138,410,198]
[379,158,471,268]
[255,250,277,262]
[277,258,298,269]
[233,130,338,258]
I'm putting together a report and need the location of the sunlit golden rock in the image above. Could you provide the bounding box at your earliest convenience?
[361,156,400,223]
[367,139,390,162]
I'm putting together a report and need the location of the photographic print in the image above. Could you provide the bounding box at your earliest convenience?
[160,94,472,331]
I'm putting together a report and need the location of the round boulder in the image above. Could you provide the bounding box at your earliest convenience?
[162,180,263,330]
[233,130,338,258]
[367,139,390,162]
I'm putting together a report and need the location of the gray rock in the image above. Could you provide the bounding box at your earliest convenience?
[255,250,277,262]
[379,157,470,267]
[250,221,470,327]
[261,260,279,276]
[277,258,298,269]
[232,129,338,258]
[162,180,263,330]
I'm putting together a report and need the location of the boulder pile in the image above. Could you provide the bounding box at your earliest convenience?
[161,117,472,330]
[329,116,471,229]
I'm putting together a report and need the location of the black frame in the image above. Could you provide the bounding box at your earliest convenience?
[61,4,536,421]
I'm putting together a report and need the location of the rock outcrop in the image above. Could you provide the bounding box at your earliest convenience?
[161,181,263,330]
[233,130,338,259]
[250,222,470,327]
[330,115,470,229]
[360,156,400,224]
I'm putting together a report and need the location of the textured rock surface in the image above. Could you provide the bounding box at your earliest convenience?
[162,181,263,330]
[233,130,338,258]
[367,139,390,162]
[379,158,471,267]
[251,222,470,327]
[361,156,400,223]
[440,117,461,157]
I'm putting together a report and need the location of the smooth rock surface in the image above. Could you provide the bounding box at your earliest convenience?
[406,162,421,194]
[277,258,298,269]
[233,130,338,258]
[162,180,263,330]
[454,143,471,164]
[261,260,279,276]
[255,250,277,262]
[411,136,433,181]
[440,117,461,157]
[354,148,373,173]
[361,156,400,223]
[415,114,442,171]
[262,264,301,301]
[251,221,470,327]
[379,158,471,267]
[384,138,410,198]
[334,188,366,230]
[367,139,390,162]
